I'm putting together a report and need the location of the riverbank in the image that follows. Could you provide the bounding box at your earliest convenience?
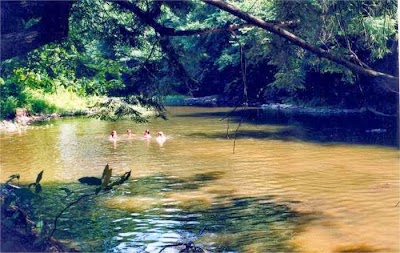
[261,103,367,116]
[0,96,157,133]
[0,110,90,133]
[164,95,220,106]
[0,87,98,132]
[1,95,382,133]
[1,183,78,252]
[164,95,370,116]
[164,95,263,107]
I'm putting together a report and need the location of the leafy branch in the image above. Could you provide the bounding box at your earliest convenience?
[1,165,131,250]
[48,164,131,239]
[28,170,44,194]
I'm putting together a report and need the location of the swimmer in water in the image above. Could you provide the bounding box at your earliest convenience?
[126,129,132,138]
[143,129,152,139]
[156,131,166,141]
[109,130,117,140]
[156,131,166,146]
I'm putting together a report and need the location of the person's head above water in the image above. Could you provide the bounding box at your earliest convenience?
[110,130,117,138]
[143,129,151,139]
[156,131,166,146]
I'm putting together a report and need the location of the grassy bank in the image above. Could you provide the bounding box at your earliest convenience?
[26,88,99,116]
[0,87,100,119]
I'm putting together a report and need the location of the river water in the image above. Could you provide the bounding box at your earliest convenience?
[0,106,399,252]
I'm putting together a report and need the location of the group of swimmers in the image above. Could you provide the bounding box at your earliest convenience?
[109,129,167,144]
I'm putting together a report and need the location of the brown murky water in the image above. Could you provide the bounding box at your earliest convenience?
[1,107,399,252]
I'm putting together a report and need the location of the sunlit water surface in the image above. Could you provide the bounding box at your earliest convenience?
[1,107,399,252]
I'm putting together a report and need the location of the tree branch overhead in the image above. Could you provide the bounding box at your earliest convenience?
[201,0,398,93]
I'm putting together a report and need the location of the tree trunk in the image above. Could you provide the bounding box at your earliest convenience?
[1,1,75,61]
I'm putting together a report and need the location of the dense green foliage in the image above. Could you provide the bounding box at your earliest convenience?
[157,0,397,107]
[0,0,397,119]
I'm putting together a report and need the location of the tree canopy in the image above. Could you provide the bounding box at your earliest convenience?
[1,0,398,118]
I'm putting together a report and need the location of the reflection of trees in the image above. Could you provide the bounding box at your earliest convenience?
[35,173,310,252]
[57,120,117,179]
[58,123,78,165]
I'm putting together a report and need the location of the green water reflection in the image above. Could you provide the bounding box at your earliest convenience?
[32,173,305,252]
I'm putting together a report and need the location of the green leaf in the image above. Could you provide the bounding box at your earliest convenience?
[102,164,110,179]
[35,170,44,184]
[122,170,131,182]
[36,220,44,234]
[101,164,112,187]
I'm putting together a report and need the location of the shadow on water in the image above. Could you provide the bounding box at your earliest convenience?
[29,173,317,252]
[175,110,242,119]
[126,171,225,195]
[180,108,399,147]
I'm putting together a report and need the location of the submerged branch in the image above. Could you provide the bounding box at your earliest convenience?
[232,117,243,154]
[49,193,93,239]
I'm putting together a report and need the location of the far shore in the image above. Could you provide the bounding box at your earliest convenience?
[260,103,367,116]
[164,95,370,116]
[1,96,378,133]
[0,111,90,133]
